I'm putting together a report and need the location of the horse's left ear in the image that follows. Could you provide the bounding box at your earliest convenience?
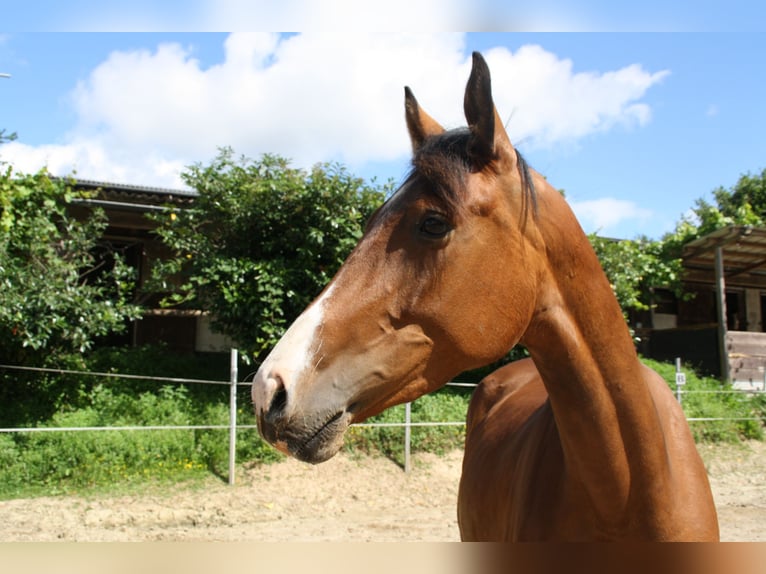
[405,86,445,152]
[464,52,513,168]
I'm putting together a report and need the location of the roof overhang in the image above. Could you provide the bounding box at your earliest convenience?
[683,225,766,289]
[56,177,197,212]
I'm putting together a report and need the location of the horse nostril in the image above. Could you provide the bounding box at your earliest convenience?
[266,376,288,421]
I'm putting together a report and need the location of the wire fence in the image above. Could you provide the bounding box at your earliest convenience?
[1,350,765,480]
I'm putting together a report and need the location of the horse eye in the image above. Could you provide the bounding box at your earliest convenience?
[419,215,451,239]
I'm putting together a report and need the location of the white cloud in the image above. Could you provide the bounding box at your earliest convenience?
[483,46,669,149]
[2,33,669,189]
[2,139,189,188]
[570,197,654,236]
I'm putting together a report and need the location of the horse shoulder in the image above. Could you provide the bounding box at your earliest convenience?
[459,358,559,540]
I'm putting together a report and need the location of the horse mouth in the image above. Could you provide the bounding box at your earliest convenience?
[293,410,353,464]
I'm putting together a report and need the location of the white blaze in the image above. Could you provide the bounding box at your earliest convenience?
[252,285,334,414]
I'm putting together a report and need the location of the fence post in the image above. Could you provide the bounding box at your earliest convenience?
[404,401,412,473]
[675,357,686,405]
[228,348,238,486]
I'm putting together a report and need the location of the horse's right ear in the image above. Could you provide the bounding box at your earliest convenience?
[464,51,513,170]
[405,86,444,152]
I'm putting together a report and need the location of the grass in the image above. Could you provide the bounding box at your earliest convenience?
[0,383,279,499]
[0,347,762,500]
[641,357,764,442]
[343,385,472,467]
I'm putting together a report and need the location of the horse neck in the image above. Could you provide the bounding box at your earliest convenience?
[519,181,668,511]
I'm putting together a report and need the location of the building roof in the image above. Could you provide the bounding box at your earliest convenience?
[54,177,198,215]
[683,225,766,289]
[56,177,198,237]
[71,177,196,204]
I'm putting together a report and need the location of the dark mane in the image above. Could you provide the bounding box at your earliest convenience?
[407,128,538,223]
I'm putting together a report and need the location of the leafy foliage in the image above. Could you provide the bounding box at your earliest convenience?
[712,168,766,222]
[0,345,278,498]
[642,357,763,442]
[658,168,765,262]
[149,149,389,360]
[0,346,762,499]
[0,167,141,365]
[590,234,683,314]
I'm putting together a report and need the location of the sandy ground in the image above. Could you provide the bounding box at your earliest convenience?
[1,442,764,542]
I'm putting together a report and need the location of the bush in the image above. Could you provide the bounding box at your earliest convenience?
[0,385,201,497]
[0,348,763,499]
[193,401,283,477]
[0,168,141,366]
[0,345,276,498]
[344,387,472,466]
[149,150,390,361]
[642,357,764,442]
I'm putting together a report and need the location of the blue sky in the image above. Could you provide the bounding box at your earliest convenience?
[1,6,765,239]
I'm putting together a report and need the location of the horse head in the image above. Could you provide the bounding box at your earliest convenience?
[252,52,546,463]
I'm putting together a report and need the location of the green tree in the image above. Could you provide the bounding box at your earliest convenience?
[590,234,683,316]
[150,148,389,360]
[658,192,763,267]
[711,168,766,221]
[0,167,142,365]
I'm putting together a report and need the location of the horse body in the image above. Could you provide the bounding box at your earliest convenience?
[460,359,718,541]
[251,52,719,541]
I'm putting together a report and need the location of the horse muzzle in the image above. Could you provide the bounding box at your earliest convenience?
[252,370,353,464]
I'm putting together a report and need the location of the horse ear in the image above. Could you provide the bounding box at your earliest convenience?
[405,86,444,152]
[464,52,512,168]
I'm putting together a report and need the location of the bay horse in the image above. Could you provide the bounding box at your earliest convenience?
[251,52,719,541]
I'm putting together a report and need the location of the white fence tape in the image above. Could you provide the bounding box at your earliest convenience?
[2,354,764,477]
